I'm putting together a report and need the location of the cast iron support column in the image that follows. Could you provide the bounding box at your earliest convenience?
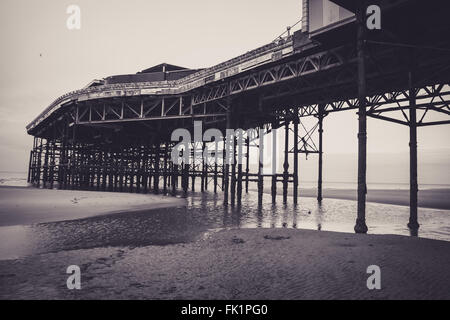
[214,145,218,194]
[71,125,77,190]
[96,147,101,191]
[183,162,189,195]
[135,148,141,193]
[43,139,49,188]
[182,147,189,195]
[317,104,324,203]
[245,136,250,193]
[258,126,264,205]
[27,150,33,183]
[128,149,133,193]
[231,130,237,206]
[355,2,368,234]
[163,142,169,194]
[237,129,243,205]
[201,143,206,192]
[49,140,56,189]
[191,143,196,192]
[154,142,160,194]
[408,70,419,231]
[172,163,177,194]
[126,149,131,193]
[36,138,42,188]
[271,122,277,203]
[59,125,66,189]
[63,122,69,189]
[224,105,231,205]
[31,137,36,184]
[101,149,106,191]
[29,137,36,184]
[204,144,208,192]
[283,118,289,204]
[146,146,152,191]
[109,149,113,191]
[222,139,225,191]
[293,107,299,205]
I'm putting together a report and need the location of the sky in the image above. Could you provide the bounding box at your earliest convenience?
[0,0,449,185]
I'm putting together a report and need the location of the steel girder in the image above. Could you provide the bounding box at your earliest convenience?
[191,47,351,106]
[282,83,450,127]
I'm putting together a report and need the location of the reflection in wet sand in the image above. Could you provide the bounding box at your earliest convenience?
[0,191,449,260]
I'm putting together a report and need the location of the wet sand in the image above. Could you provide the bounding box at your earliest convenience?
[270,187,450,210]
[1,228,449,300]
[0,186,186,226]
[0,186,448,299]
[1,186,448,228]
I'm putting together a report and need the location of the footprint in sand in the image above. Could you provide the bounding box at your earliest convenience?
[264,235,290,241]
[71,196,87,204]
[231,237,245,244]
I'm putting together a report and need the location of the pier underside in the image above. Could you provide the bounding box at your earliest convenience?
[27,0,450,233]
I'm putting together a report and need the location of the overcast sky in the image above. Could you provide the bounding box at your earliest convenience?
[0,0,449,185]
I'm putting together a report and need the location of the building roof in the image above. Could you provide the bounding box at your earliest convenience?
[82,79,105,89]
[137,63,188,74]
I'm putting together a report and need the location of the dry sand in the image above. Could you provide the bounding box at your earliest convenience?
[0,228,449,300]
[0,186,186,226]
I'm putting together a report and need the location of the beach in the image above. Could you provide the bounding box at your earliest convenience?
[1,0,448,304]
[0,186,186,226]
[0,185,449,299]
[1,228,449,300]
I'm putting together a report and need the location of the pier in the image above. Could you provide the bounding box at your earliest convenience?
[26,0,450,234]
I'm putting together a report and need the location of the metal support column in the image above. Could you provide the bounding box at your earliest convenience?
[293,107,299,205]
[231,130,237,206]
[258,126,264,205]
[317,105,324,203]
[154,142,160,194]
[283,118,289,204]
[355,1,368,234]
[408,70,419,231]
[245,136,250,193]
[163,142,169,194]
[237,129,243,205]
[224,105,231,205]
[271,122,277,203]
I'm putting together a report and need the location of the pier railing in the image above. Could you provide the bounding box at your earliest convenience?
[26,36,294,132]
